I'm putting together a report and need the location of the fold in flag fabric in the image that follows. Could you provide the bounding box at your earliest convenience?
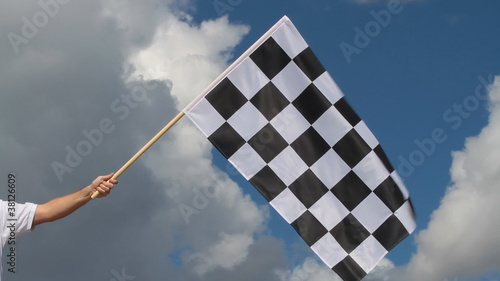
[184,16,416,281]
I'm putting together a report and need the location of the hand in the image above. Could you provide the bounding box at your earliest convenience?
[90,173,118,198]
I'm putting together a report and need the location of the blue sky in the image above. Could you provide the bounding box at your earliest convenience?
[1,1,499,281]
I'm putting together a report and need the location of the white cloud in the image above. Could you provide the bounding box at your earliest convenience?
[119,4,273,278]
[405,76,500,281]
[126,15,249,108]
[279,257,396,281]
[279,257,341,281]
[187,232,254,275]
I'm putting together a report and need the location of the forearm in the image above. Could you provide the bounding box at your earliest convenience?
[45,187,91,221]
[35,187,92,224]
[33,173,116,226]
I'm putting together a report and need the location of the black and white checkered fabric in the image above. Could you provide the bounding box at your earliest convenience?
[185,16,416,281]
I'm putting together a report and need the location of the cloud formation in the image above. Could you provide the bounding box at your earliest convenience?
[0,1,282,280]
[404,76,500,281]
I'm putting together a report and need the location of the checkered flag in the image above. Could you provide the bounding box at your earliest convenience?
[184,16,416,281]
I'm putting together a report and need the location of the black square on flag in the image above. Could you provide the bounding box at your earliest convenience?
[288,169,329,208]
[249,165,288,201]
[248,123,289,163]
[333,129,371,168]
[291,127,330,167]
[331,171,371,211]
[334,98,361,127]
[292,210,328,246]
[250,82,290,121]
[293,47,326,81]
[374,177,405,212]
[331,214,370,253]
[372,215,410,251]
[333,256,367,281]
[374,145,395,173]
[208,122,246,158]
[206,78,248,120]
[292,84,332,124]
[250,37,291,79]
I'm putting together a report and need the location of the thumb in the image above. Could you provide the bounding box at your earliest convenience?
[102,172,114,181]
[92,173,114,185]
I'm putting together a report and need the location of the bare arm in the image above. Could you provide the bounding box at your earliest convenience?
[33,173,117,226]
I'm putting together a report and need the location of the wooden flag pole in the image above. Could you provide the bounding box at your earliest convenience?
[90,111,185,199]
[90,17,292,199]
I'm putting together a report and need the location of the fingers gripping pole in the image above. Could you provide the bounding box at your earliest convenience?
[91,111,185,199]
